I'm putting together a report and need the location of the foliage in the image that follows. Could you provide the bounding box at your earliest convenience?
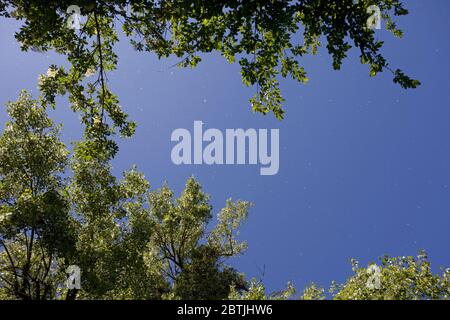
[0,95,448,300]
[297,252,450,300]
[143,179,251,300]
[332,252,450,300]
[300,283,325,300]
[0,95,252,299]
[1,1,443,301]
[0,0,419,144]
[229,278,296,300]
[0,91,75,299]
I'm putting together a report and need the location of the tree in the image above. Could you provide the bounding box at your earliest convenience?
[300,252,450,300]
[67,142,252,299]
[229,278,296,300]
[0,91,253,300]
[146,185,250,299]
[69,164,253,299]
[0,91,76,300]
[68,152,168,299]
[333,252,450,300]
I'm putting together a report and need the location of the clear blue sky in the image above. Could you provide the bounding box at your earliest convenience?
[1,1,449,293]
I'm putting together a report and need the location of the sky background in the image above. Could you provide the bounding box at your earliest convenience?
[1,0,449,293]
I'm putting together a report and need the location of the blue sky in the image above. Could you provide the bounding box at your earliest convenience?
[1,1,449,293]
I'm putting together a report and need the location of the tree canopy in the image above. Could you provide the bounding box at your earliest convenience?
[1,1,446,301]
[0,92,251,299]
[0,0,420,158]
